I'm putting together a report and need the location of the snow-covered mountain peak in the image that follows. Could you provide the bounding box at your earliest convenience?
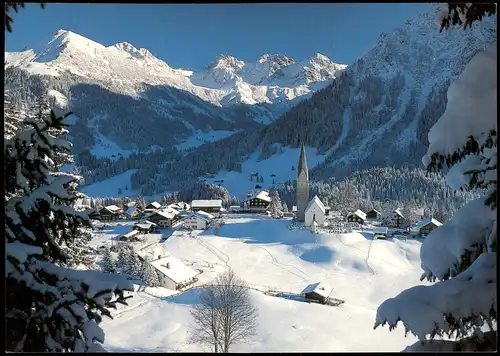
[209,55,245,70]
[38,29,105,61]
[113,41,147,59]
[257,53,295,66]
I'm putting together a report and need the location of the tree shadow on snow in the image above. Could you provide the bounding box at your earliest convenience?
[210,219,315,247]
[299,246,336,264]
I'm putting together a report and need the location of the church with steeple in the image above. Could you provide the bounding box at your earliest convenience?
[296,143,309,222]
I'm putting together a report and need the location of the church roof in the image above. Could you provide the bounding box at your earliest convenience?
[306,195,326,214]
[297,143,308,179]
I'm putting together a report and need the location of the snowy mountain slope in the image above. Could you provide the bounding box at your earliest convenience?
[95,216,427,352]
[141,4,496,194]
[5,29,345,154]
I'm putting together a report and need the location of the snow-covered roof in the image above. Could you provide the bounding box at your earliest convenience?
[194,210,215,220]
[350,209,366,220]
[151,208,180,220]
[146,201,162,209]
[150,256,198,284]
[300,282,333,299]
[122,229,140,238]
[191,199,223,208]
[292,206,297,212]
[103,205,123,213]
[306,195,326,214]
[134,220,157,230]
[367,209,381,215]
[136,243,171,261]
[394,209,405,218]
[372,227,388,234]
[414,217,443,230]
[245,190,272,203]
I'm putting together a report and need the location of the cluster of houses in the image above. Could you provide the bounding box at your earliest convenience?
[92,199,223,233]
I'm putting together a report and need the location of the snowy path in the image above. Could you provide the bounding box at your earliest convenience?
[195,235,230,268]
[252,244,310,282]
[365,240,375,275]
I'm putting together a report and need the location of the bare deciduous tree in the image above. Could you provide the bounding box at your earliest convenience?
[190,269,258,353]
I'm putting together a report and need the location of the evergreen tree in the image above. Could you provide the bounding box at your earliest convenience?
[141,261,160,287]
[5,109,132,352]
[101,246,116,274]
[283,203,289,214]
[268,188,284,219]
[437,3,496,32]
[126,251,142,280]
[117,244,131,272]
[375,15,497,351]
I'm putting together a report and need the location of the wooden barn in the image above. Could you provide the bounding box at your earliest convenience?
[300,282,333,304]
[414,217,443,236]
[365,209,381,219]
[347,210,366,224]
[98,205,123,220]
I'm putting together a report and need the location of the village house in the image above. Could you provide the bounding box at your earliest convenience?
[124,206,142,219]
[347,209,367,224]
[148,208,181,229]
[389,209,408,228]
[133,220,157,234]
[191,199,223,213]
[301,282,334,304]
[150,256,199,290]
[136,243,171,262]
[119,229,143,242]
[243,191,272,212]
[414,217,443,236]
[365,209,382,220]
[183,210,214,230]
[144,201,162,213]
[304,195,327,227]
[98,205,123,220]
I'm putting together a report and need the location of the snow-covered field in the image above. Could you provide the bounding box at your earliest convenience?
[202,145,331,199]
[95,215,428,352]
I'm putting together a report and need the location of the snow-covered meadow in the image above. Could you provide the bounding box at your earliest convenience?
[94,215,429,352]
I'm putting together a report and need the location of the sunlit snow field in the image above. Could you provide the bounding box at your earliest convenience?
[95,215,428,352]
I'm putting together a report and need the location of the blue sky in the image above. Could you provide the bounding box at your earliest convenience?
[5,3,428,69]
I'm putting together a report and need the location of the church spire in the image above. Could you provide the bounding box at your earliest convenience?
[297,142,308,179]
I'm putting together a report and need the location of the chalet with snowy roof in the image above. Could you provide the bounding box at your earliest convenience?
[124,206,142,219]
[414,217,442,236]
[119,229,142,242]
[301,282,333,304]
[191,199,223,213]
[148,208,181,228]
[144,201,162,212]
[133,220,157,233]
[183,210,214,230]
[136,243,171,262]
[150,256,199,290]
[347,210,366,224]
[98,205,123,220]
[389,209,408,228]
[366,209,382,219]
[243,191,272,211]
[305,195,327,227]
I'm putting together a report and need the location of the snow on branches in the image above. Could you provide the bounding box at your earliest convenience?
[375,22,497,351]
[5,107,133,352]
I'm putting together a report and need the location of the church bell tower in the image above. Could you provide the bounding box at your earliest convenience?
[296,143,309,222]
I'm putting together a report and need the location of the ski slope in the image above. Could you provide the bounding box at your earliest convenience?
[97,215,427,352]
[202,145,331,199]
